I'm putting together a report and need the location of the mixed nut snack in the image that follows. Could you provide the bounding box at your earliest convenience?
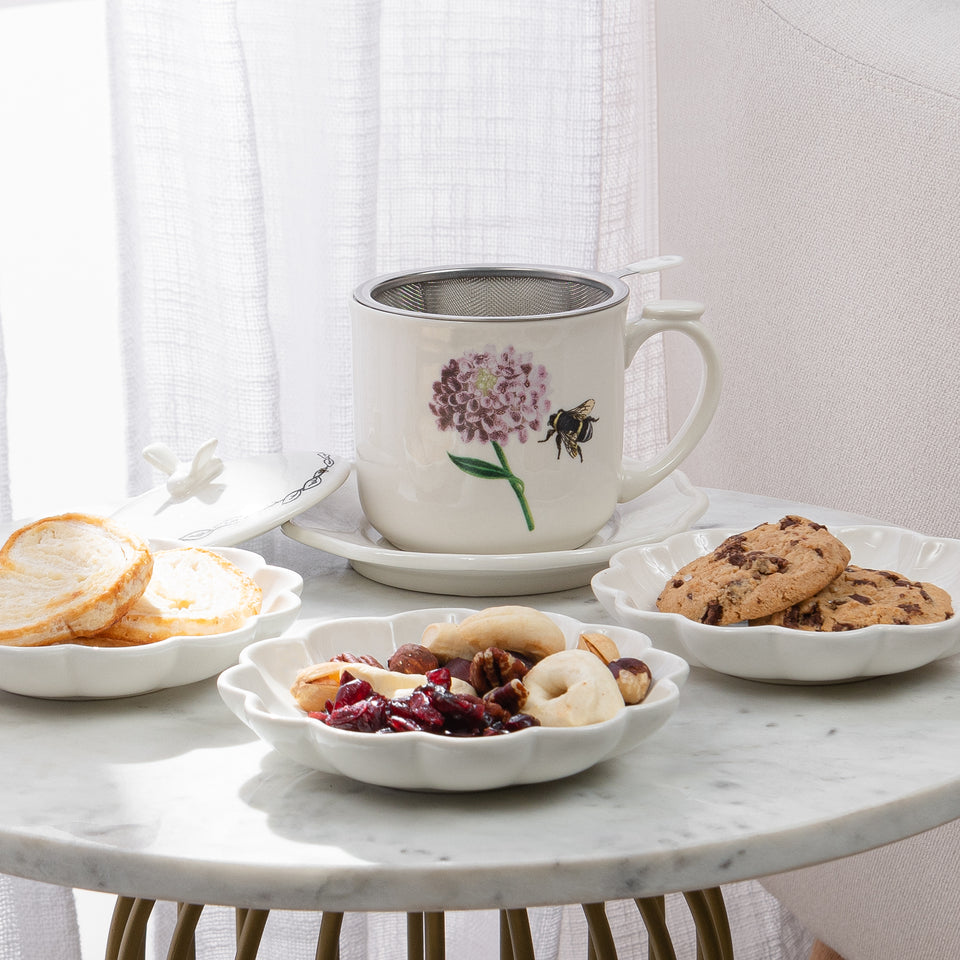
[289,605,653,736]
[657,516,953,631]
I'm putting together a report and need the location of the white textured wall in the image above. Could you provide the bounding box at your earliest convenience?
[656,0,960,537]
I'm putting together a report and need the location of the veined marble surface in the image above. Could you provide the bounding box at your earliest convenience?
[0,489,958,913]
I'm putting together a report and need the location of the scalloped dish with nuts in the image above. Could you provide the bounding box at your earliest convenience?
[289,605,652,736]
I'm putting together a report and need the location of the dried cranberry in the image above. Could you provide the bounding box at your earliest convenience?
[386,713,427,733]
[386,689,445,733]
[431,689,488,733]
[321,697,388,733]
[503,713,540,732]
[425,667,452,689]
[334,676,373,708]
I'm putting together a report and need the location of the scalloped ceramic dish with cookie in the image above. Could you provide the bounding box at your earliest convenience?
[592,521,960,683]
[217,607,689,791]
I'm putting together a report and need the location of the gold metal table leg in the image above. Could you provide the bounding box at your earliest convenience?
[101,887,735,960]
[424,911,445,960]
[407,913,425,960]
[499,912,514,960]
[504,908,535,960]
[582,902,619,960]
[634,888,734,960]
[315,912,344,960]
[235,908,269,960]
[165,903,203,960]
[703,887,734,960]
[116,898,155,960]
[105,897,135,960]
[234,907,248,946]
[407,911,445,960]
[684,890,724,960]
[635,896,678,960]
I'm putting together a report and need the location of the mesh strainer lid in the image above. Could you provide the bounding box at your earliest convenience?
[354,265,630,321]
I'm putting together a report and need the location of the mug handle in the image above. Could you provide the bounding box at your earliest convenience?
[619,299,722,502]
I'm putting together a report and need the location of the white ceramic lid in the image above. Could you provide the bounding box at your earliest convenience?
[110,443,350,547]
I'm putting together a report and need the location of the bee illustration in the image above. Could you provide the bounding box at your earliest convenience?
[539,399,599,462]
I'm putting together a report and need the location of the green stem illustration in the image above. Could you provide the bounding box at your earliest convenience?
[447,440,535,531]
[492,441,535,532]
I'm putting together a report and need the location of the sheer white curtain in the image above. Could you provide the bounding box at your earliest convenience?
[0,322,9,523]
[105,1,672,955]
[106,0,668,498]
[0,1,798,958]
[0,874,82,960]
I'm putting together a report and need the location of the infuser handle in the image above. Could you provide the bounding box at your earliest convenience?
[616,255,684,278]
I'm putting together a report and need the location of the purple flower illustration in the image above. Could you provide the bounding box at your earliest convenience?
[429,346,551,531]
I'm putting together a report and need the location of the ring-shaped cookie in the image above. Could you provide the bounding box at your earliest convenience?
[521,649,624,727]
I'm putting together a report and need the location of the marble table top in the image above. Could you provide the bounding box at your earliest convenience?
[1,488,958,913]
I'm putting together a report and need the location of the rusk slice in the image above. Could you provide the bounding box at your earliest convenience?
[0,513,153,647]
[93,546,262,644]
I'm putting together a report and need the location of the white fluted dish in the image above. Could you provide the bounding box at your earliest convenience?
[592,525,960,683]
[0,543,303,700]
[218,608,689,792]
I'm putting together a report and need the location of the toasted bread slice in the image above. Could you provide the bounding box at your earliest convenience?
[92,546,262,645]
[0,513,154,647]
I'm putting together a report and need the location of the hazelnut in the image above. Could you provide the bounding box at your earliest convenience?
[577,631,620,665]
[469,647,531,694]
[387,643,439,675]
[607,657,652,705]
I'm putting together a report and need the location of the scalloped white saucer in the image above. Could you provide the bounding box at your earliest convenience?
[281,470,708,596]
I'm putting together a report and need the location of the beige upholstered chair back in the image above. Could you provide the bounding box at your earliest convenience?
[657,0,960,539]
[655,3,960,958]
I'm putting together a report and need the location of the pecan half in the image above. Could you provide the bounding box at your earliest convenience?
[483,678,528,714]
[333,652,385,669]
[469,647,531,694]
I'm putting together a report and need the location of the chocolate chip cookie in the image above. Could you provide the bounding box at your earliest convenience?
[750,565,954,630]
[656,516,851,626]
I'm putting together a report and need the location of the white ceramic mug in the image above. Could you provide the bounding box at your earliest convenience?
[351,263,721,554]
